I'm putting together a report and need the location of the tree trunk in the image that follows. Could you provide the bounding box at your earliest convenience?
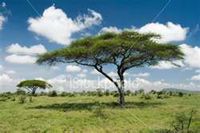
[118,88,125,107]
[31,88,37,95]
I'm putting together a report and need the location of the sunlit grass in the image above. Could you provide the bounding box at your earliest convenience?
[0,94,199,132]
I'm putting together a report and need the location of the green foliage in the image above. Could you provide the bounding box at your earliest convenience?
[140,93,152,100]
[17,80,52,95]
[37,31,184,106]
[171,110,196,132]
[29,96,33,103]
[48,90,57,97]
[16,89,26,95]
[18,95,26,104]
[37,31,184,68]
[17,80,52,90]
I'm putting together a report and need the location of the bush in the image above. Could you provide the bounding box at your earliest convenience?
[105,90,110,96]
[48,91,57,97]
[141,94,152,100]
[171,110,196,132]
[125,90,132,96]
[19,95,26,104]
[29,96,33,102]
[156,94,163,99]
[39,92,47,96]
[92,102,107,119]
[110,91,119,97]
[178,92,184,97]
[11,96,16,101]
[96,89,103,97]
[16,89,26,95]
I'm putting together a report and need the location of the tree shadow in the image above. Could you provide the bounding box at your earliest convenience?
[30,101,164,112]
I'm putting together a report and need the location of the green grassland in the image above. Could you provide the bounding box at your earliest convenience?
[0,94,199,133]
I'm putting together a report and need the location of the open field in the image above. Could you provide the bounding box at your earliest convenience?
[0,94,200,133]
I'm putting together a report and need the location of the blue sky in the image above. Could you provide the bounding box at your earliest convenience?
[1,0,200,92]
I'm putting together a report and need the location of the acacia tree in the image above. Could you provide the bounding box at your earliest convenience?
[17,80,52,95]
[37,31,184,107]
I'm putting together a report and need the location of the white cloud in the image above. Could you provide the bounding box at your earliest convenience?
[1,2,6,7]
[0,65,3,71]
[0,15,5,30]
[0,74,19,92]
[151,61,179,70]
[5,54,37,64]
[7,43,47,55]
[195,70,200,73]
[91,69,100,75]
[40,75,200,92]
[180,44,200,68]
[0,74,13,83]
[28,6,102,45]
[137,22,188,43]
[66,65,81,73]
[132,72,150,77]
[5,70,16,75]
[100,22,188,43]
[191,74,200,81]
[5,43,47,64]
[77,73,86,78]
[100,26,122,33]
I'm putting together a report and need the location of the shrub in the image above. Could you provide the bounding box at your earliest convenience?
[141,94,152,100]
[135,89,144,95]
[39,92,47,96]
[29,96,33,102]
[125,90,131,96]
[48,90,57,97]
[105,90,110,96]
[156,94,163,99]
[150,90,157,94]
[11,96,16,101]
[171,110,196,132]
[96,89,103,97]
[92,102,107,119]
[178,92,184,97]
[16,89,26,95]
[19,95,26,104]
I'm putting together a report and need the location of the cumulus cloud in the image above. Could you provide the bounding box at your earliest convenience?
[100,26,122,33]
[5,54,37,64]
[100,22,188,43]
[0,73,19,92]
[5,43,47,64]
[91,69,100,75]
[132,72,150,77]
[0,65,3,71]
[151,61,179,70]
[66,65,81,73]
[191,74,200,81]
[180,44,200,68]
[28,6,102,45]
[77,73,86,78]
[0,15,5,30]
[137,22,188,43]
[7,43,47,55]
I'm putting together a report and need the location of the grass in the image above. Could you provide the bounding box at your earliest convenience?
[0,94,199,132]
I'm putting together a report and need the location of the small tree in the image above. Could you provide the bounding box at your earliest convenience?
[37,31,183,107]
[17,80,52,95]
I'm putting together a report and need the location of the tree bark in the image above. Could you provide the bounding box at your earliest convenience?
[31,87,37,95]
[118,72,125,107]
[118,87,125,107]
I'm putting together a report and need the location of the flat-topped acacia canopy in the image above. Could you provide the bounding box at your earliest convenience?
[17,80,52,95]
[37,31,184,107]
